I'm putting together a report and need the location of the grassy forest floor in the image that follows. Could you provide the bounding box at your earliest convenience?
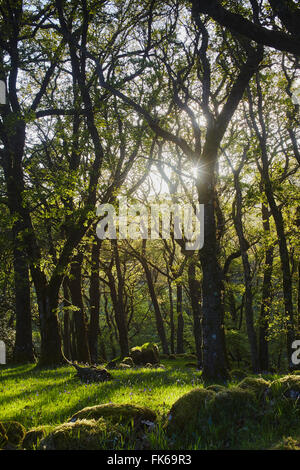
[1,357,300,450]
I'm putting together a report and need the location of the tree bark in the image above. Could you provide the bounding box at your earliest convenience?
[62,278,71,361]
[142,260,169,355]
[69,253,91,363]
[89,238,104,363]
[258,203,274,372]
[176,284,184,354]
[248,79,295,368]
[232,170,259,373]
[12,220,35,363]
[188,260,203,368]
[167,280,175,354]
[106,241,129,358]
[198,182,229,381]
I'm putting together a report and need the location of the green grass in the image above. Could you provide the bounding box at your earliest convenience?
[1,360,300,450]
[0,359,202,429]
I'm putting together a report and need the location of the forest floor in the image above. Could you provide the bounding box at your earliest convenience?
[1,357,300,450]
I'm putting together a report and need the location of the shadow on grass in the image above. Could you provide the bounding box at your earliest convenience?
[0,364,204,428]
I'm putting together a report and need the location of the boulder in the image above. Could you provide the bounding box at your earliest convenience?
[206,384,227,393]
[166,388,215,435]
[69,403,156,428]
[209,387,257,422]
[272,436,300,450]
[121,357,134,367]
[269,375,300,400]
[71,363,112,383]
[0,421,26,449]
[118,363,131,369]
[238,377,270,398]
[23,425,53,450]
[0,422,8,449]
[130,343,159,366]
[39,418,121,450]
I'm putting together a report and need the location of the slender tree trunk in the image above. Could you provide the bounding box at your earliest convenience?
[263,176,294,367]
[258,203,273,371]
[106,241,129,358]
[69,253,91,363]
[62,279,71,360]
[70,315,77,361]
[249,78,295,368]
[88,239,102,363]
[142,260,169,355]
[188,260,203,368]
[104,294,117,358]
[233,171,259,373]
[167,280,175,354]
[176,284,184,354]
[298,260,300,334]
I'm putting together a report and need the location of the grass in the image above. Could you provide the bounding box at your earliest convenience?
[0,358,202,429]
[1,359,300,450]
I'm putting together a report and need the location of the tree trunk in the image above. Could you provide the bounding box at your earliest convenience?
[88,239,102,363]
[35,279,64,366]
[258,203,273,371]
[233,171,259,373]
[249,78,295,368]
[106,241,129,358]
[176,284,184,354]
[104,294,117,358]
[197,172,229,381]
[62,278,71,361]
[69,253,91,363]
[12,219,35,363]
[188,260,203,368]
[168,280,175,354]
[142,260,169,355]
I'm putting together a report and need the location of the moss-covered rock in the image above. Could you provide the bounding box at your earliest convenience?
[118,363,131,369]
[269,375,300,400]
[238,377,270,398]
[121,357,134,367]
[272,436,300,450]
[106,357,121,369]
[210,387,257,422]
[0,421,26,448]
[23,425,53,450]
[0,422,8,449]
[166,388,215,435]
[206,384,227,393]
[39,418,121,450]
[144,362,164,369]
[130,343,159,365]
[145,362,153,368]
[69,403,156,428]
